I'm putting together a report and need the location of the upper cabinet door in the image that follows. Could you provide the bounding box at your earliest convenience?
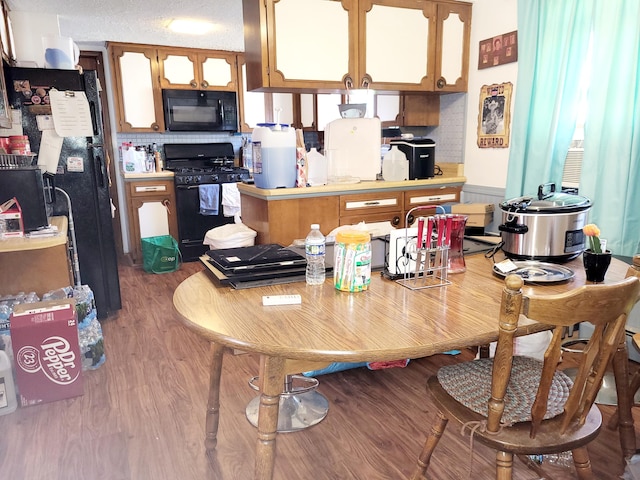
[159,48,238,91]
[244,0,357,92]
[109,44,164,132]
[360,0,437,92]
[434,1,472,92]
[199,52,237,91]
[243,0,470,93]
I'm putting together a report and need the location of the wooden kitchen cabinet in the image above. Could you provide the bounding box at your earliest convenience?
[109,43,165,132]
[404,185,461,225]
[434,1,472,92]
[240,194,339,246]
[109,42,242,132]
[239,177,464,246]
[378,93,440,127]
[158,47,238,91]
[242,0,471,93]
[126,178,179,264]
[0,216,73,296]
[339,191,404,227]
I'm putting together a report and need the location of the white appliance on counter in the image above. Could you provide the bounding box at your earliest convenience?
[324,117,381,182]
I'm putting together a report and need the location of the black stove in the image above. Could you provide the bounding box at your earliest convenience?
[164,142,249,185]
[163,142,250,262]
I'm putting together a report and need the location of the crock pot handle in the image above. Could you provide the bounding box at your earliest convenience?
[499,223,529,234]
[537,182,556,200]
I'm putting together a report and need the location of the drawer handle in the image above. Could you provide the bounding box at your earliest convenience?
[364,201,381,206]
[135,185,167,193]
[392,216,401,226]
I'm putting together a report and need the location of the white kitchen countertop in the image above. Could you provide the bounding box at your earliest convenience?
[122,170,174,180]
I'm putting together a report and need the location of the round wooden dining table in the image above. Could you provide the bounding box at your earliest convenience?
[173,252,634,480]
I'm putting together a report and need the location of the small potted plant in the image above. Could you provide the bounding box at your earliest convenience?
[582,224,611,282]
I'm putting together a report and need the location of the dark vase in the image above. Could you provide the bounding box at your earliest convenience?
[582,249,612,283]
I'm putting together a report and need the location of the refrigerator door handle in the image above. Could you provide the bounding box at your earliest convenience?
[96,153,106,188]
[89,100,99,136]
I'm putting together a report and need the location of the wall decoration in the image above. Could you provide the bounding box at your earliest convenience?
[478,31,518,69]
[477,82,513,148]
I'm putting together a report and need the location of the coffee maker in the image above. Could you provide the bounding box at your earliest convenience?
[389,138,435,180]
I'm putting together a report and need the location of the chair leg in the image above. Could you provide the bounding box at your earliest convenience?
[410,411,448,480]
[608,368,640,430]
[496,451,513,480]
[571,447,594,479]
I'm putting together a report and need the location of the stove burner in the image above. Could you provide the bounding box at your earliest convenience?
[163,142,249,184]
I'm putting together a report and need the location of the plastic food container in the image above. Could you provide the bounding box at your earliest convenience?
[333,230,371,292]
[9,135,31,155]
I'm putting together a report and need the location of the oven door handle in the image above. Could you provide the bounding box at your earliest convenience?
[175,184,203,190]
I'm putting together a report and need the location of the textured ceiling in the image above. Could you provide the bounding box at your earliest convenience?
[7,0,246,52]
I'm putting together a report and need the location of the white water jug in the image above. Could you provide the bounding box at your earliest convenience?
[307,148,327,186]
[382,145,408,182]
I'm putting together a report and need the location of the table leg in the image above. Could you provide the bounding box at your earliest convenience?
[205,342,225,452]
[612,336,636,458]
[255,355,286,480]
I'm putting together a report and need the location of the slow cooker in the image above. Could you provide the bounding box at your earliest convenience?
[499,183,592,263]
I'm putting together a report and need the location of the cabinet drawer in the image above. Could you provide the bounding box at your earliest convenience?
[340,211,403,228]
[340,191,403,215]
[128,180,175,198]
[404,186,460,209]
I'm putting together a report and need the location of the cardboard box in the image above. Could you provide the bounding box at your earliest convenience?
[10,299,83,407]
[0,197,24,238]
[451,203,495,227]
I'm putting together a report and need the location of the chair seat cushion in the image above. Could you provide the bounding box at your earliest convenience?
[437,356,573,425]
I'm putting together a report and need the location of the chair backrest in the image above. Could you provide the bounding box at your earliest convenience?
[488,268,640,438]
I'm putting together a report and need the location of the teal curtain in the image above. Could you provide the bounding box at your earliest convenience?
[579,1,640,256]
[505,1,593,199]
[507,0,640,257]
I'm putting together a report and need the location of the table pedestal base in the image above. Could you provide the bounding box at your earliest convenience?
[246,374,329,433]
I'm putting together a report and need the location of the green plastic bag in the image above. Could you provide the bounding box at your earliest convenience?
[141,235,181,274]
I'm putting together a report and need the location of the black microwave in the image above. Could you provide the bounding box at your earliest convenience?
[162,89,238,132]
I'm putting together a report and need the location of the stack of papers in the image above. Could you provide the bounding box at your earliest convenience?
[26,224,59,238]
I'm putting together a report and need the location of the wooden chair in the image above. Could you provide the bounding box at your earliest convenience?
[607,255,640,438]
[410,273,640,480]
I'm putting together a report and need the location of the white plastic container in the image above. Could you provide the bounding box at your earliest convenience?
[203,223,257,249]
[0,350,17,416]
[252,123,297,189]
[382,145,408,182]
[306,148,327,186]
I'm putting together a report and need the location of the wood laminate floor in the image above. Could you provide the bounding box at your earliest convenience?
[0,260,637,479]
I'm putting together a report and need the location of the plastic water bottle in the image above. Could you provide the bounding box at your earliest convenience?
[305,224,326,285]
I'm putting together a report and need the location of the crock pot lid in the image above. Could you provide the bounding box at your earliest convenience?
[501,191,591,212]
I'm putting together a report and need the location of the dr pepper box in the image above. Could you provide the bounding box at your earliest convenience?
[10,299,83,407]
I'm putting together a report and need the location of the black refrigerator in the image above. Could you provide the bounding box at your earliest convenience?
[4,66,121,319]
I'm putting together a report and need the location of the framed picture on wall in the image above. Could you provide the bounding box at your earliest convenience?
[477,82,513,148]
[478,31,518,69]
